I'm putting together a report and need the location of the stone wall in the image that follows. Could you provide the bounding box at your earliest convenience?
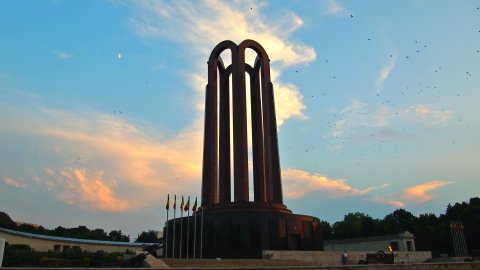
[263,250,432,266]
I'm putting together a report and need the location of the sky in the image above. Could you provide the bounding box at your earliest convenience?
[0,0,479,240]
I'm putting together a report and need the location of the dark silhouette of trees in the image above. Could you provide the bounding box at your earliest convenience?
[135,230,160,243]
[320,197,479,257]
[109,230,130,242]
[0,212,16,229]
[331,212,385,239]
[0,213,130,242]
[440,197,480,254]
[384,209,417,234]
[320,220,333,240]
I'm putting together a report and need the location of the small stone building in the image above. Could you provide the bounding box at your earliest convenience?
[0,227,148,253]
[324,231,416,252]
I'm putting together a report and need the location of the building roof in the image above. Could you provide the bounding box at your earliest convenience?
[0,227,150,247]
[325,231,415,245]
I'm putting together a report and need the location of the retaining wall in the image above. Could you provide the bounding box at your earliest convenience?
[263,250,432,265]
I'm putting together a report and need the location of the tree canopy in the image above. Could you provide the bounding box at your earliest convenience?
[323,197,480,257]
[135,230,160,243]
[0,213,130,242]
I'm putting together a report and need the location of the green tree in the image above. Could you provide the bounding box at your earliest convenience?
[412,213,439,251]
[383,209,417,234]
[89,228,109,240]
[0,212,16,229]
[135,230,159,243]
[320,220,333,240]
[108,230,130,242]
[442,197,480,254]
[53,226,69,237]
[332,212,383,239]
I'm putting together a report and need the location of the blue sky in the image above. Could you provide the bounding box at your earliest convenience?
[1,0,479,239]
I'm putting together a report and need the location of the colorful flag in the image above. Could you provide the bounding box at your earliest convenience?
[166,194,170,210]
[180,196,184,210]
[192,197,197,212]
[173,195,177,209]
[184,196,190,212]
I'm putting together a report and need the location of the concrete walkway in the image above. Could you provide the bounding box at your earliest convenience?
[157,259,480,269]
[144,254,169,268]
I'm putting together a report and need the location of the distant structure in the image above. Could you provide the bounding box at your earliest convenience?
[324,231,416,252]
[0,227,148,253]
[164,40,323,259]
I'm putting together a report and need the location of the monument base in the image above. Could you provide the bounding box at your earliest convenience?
[164,205,323,259]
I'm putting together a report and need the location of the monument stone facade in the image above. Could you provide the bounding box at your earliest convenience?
[164,40,323,258]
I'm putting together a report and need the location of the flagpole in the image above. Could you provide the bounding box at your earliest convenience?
[186,196,190,259]
[200,207,204,259]
[173,195,176,259]
[165,195,169,258]
[193,197,197,259]
[180,196,184,259]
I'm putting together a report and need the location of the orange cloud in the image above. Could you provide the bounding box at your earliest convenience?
[0,105,204,212]
[57,168,136,212]
[372,196,406,208]
[3,177,27,189]
[282,169,385,198]
[403,180,454,203]
[39,111,203,188]
[73,169,133,211]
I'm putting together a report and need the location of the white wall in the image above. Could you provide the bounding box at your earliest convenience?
[0,238,5,267]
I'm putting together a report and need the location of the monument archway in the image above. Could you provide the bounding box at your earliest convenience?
[164,40,323,259]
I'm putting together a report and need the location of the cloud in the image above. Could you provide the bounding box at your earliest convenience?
[372,105,390,127]
[403,180,454,203]
[54,51,73,59]
[402,105,454,127]
[282,168,385,199]
[325,0,346,15]
[130,0,314,126]
[372,196,406,208]
[375,55,397,91]
[331,100,365,137]
[0,104,203,211]
[3,177,27,189]
[273,81,307,126]
[57,168,135,212]
[329,101,454,142]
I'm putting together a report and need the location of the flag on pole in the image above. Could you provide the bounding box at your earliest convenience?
[186,195,191,259]
[165,194,170,258]
[184,196,190,212]
[173,194,176,259]
[180,196,184,259]
[192,197,197,212]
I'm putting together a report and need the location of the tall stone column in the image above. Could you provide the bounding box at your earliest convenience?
[248,64,266,203]
[267,82,283,204]
[201,82,217,208]
[218,66,231,204]
[232,68,249,202]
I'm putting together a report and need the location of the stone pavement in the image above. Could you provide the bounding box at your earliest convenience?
[156,259,480,269]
